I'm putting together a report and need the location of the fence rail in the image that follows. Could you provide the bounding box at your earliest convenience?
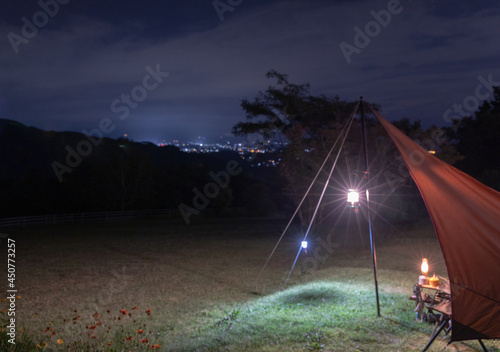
[0,209,178,228]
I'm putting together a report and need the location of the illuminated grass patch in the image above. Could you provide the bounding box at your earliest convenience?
[168,281,423,351]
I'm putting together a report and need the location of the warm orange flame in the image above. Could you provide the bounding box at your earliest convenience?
[421,258,429,276]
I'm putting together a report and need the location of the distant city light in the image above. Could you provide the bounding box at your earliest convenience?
[152,139,282,167]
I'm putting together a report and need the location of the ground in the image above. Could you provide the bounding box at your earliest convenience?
[1,216,499,351]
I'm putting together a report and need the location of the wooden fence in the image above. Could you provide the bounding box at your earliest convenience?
[0,209,178,228]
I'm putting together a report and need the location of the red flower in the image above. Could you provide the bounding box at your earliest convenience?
[141,338,149,343]
[87,325,97,330]
[145,309,152,316]
[120,309,127,315]
[149,344,161,350]
[93,312,100,318]
[137,329,144,334]
[73,315,81,321]
[123,336,134,341]
[132,306,138,310]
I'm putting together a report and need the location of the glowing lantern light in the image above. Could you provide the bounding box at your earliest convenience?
[301,241,308,254]
[421,258,429,276]
[347,189,360,207]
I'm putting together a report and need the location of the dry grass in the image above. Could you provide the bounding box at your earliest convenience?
[1,216,498,351]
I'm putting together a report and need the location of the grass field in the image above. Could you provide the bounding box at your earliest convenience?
[1,216,499,351]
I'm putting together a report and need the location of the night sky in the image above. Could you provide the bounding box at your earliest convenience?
[1,0,500,143]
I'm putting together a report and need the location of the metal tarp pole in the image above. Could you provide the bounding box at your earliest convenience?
[360,96,381,317]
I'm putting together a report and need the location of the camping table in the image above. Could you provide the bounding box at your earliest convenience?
[409,282,451,350]
[418,283,489,352]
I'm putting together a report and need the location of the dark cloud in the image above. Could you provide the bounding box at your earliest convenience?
[1,0,500,142]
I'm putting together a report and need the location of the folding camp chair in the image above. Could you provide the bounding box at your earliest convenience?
[422,298,451,351]
[421,278,489,352]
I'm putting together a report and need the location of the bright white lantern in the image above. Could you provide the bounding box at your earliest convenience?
[347,189,360,206]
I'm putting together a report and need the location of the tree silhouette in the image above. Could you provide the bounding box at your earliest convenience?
[450,86,500,190]
[233,71,362,226]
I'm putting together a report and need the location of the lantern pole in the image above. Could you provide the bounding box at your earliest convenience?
[360,96,381,317]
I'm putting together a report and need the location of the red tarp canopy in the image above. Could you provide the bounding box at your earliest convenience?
[371,107,500,342]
